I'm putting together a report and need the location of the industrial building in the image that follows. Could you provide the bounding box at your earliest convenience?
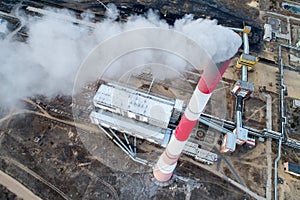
[90,82,183,147]
[89,27,261,172]
[183,141,217,164]
[220,132,237,153]
[284,162,300,177]
[220,26,258,153]
[263,23,272,42]
[2,1,300,200]
[88,25,265,184]
[90,82,218,165]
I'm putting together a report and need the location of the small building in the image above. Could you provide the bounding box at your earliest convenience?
[231,80,254,98]
[263,24,272,41]
[183,141,217,164]
[284,162,300,177]
[292,99,300,108]
[296,40,300,48]
[235,54,259,71]
[220,132,236,153]
[289,54,300,64]
[235,127,248,145]
[220,129,255,153]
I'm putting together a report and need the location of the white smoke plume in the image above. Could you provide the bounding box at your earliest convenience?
[0,6,242,107]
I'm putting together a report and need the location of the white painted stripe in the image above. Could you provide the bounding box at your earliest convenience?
[166,135,188,156]
[153,165,173,182]
[185,89,211,121]
[156,159,177,174]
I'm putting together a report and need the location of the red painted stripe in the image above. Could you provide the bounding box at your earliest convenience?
[174,115,198,141]
[198,60,231,94]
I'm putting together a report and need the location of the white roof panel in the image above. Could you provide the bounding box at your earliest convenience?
[94,83,175,128]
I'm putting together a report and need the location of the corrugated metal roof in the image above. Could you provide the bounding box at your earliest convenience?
[288,162,300,175]
[241,54,257,62]
[93,83,178,129]
[236,127,248,141]
[226,132,236,151]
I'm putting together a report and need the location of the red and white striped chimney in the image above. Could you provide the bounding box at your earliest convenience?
[153,60,231,182]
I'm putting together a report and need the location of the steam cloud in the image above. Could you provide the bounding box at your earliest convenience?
[0,5,242,107]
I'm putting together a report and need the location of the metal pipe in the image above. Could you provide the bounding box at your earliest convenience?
[95,0,112,13]
[123,133,134,154]
[280,43,300,51]
[241,66,248,82]
[108,129,134,156]
[147,78,155,94]
[235,96,244,128]
[99,126,133,156]
[201,113,262,137]
[200,114,300,148]
[132,156,148,165]
[236,111,242,128]
[274,137,282,200]
[243,32,250,54]
[98,126,148,165]
[274,43,285,200]
[198,117,232,135]
[200,112,300,150]
[234,30,249,136]
[134,136,137,155]
[98,125,113,139]
[225,27,244,32]
[153,60,231,182]
[242,32,249,82]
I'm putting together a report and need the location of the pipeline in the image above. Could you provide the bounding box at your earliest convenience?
[235,96,244,128]
[200,114,300,149]
[274,137,282,200]
[241,32,249,82]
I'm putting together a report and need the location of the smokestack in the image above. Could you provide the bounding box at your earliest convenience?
[153,60,231,182]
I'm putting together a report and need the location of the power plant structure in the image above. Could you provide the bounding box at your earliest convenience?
[89,82,218,166]
[89,25,261,183]
[3,3,300,199]
[220,26,258,153]
[90,82,183,148]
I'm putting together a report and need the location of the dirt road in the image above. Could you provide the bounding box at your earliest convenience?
[0,170,41,200]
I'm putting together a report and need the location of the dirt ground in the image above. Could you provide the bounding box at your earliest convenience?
[0,184,20,200]
[224,61,278,94]
[224,59,300,100]
[0,102,253,199]
[229,142,270,197]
